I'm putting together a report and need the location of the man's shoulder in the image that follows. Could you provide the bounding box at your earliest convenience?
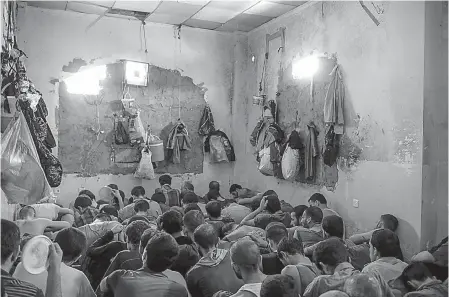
[2,274,44,297]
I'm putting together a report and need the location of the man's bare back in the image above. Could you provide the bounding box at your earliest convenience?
[15,218,70,236]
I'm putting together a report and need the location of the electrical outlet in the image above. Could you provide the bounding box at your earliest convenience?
[353,199,359,208]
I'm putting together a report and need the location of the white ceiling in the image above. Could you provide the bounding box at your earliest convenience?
[24,0,308,32]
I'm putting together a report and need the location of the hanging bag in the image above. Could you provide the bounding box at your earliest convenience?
[209,134,229,163]
[114,118,129,145]
[198,105,215,136]
[134,148,155,180]
[1,113,53,204]
[258,147,273,176]
[281,145,300,181]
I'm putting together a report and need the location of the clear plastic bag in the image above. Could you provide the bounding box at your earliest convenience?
[209,135,229,163]
[281,146,300,181]
[1,113,53,204]
[134,148,155,180]
[258,147,273,176]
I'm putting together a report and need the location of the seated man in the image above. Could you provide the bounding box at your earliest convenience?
[362,229,407,294]
[260,274,298,297]
[344,274,382,297]
[303,238,394,297]
[184,203,203,215]
[241,196,290,229]
[304,215,371,271]
[277,237,320,295]
[78,189,97,208]
[30,202,74,224]
[349,214,399,245]
[229,184,259,200]
[186,224,244,297]
[215,239,267,297]
[14,228,95,297]
[288,205,308,239]
[118,186,161,222]
[293,206,324,248]
[15,206,71,236]
[181,181,204,204]
[204,181,225,203]
[206,201,234,238]
[182,192,200,206]
[77,213,124,249]
[122,200,154,225]
[160,210,192,245]
[151,192,170,213]
[411,236,448,281]
[262,222,288,275]
[102,220,151,278]
[400,262,448,297]
[183,210,205,243]
[308,193,340,218]
[155,174,181,206]
[237,190,276,207]
[73,195,99,227]
[1,219,63,297]
[99,233,188,297]
[222,199,252,225]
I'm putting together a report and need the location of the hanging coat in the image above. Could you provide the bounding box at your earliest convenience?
[205,130,236,162]
[323,125,340,167]
[305,123,318,180]
[324,65,345,134]
[166,122,191,164]
[250,118,265,147]
[198,105,215,136]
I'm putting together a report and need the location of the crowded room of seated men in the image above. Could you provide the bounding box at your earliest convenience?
[1,1,447,297]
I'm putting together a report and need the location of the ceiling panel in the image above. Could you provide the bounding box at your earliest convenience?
[217,13,272,32]
[183,18,222,30]
[104,12,136,19]
[207,0,257,11]
[245,1,294,17]
[147,12,190,25]
[154,1,203,16]
[266,0,308,6]
[174,0,211,5]
[113,1,161,13]
[27,1,68,10]
[80,1,115,8]
[67,2,108,14]
[192,6,241,23]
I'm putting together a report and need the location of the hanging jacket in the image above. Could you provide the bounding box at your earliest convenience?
[166,121,191,164]
[198,105,215,136]
[205,130,236,162]
[250,119,265,147]
[305,123,318,180]
[323,125,340,167]
[324,65,345,134]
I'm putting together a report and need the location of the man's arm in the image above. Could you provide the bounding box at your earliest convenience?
[43,219,71,231]
[281,265,303,295]
[348,229,376,245]
[186,271,204,297]
[237,193,262,206]
[240,197,267,227]
[45,243,63,297]
[57,206,74,216]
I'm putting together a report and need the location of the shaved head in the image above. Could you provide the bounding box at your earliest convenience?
[230,239,260,269]
[344,274,382,297]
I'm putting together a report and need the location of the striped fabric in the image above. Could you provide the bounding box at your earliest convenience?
[1,270,44,297]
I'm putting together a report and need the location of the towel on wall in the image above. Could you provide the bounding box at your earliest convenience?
[166,121,191,164]
[324,65,345,134]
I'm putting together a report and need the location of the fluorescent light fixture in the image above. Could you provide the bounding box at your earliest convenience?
[125,61,149,86]
[292,55,319,79]
[64,65,107,95]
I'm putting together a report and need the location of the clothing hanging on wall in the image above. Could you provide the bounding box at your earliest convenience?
[305,123,318,180]
[166,121,191,164]
[198,104,215,136]
[323,125,340,167]
[324,65,345,134]
[204,130,235,162]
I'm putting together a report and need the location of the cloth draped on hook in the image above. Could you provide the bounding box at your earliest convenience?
[305,123,318,180]
[324,65,345,135]
[166,121,191,164]
[198,105,215,136]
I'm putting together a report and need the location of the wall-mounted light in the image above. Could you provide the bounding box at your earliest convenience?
[292,54,320,79]
[125,61,149,86]
[64,65,107,95]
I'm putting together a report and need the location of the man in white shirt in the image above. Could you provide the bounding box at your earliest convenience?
[14,227,96,297]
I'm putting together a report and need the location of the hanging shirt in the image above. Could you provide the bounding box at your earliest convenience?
[305,123,318,180]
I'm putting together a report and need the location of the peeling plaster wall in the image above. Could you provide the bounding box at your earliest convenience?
[234,1,426,258]
[16,5,237,205]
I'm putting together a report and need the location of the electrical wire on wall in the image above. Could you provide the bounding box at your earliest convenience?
[172,25,182,124]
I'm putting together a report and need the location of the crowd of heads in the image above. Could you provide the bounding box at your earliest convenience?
[2,179,446,297]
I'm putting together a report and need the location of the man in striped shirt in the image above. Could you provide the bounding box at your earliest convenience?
[1,219,63,297]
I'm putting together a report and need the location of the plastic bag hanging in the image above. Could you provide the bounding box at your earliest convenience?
[134,148,155,180]
[1,113,53,204]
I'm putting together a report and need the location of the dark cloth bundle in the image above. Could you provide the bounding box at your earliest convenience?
[198,105,215,136]
[204,130,236,162]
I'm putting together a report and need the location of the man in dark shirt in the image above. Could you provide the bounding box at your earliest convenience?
[186,224,243,297]
[262,222,288,275]
[205,201,234,238]
[160,210,193,245]
[1,219,63,297]
[102,220,151,279]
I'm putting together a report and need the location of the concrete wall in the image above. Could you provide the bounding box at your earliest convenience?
[421,1,448,248]
[233,1,427,258]
[15,5,238,206]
